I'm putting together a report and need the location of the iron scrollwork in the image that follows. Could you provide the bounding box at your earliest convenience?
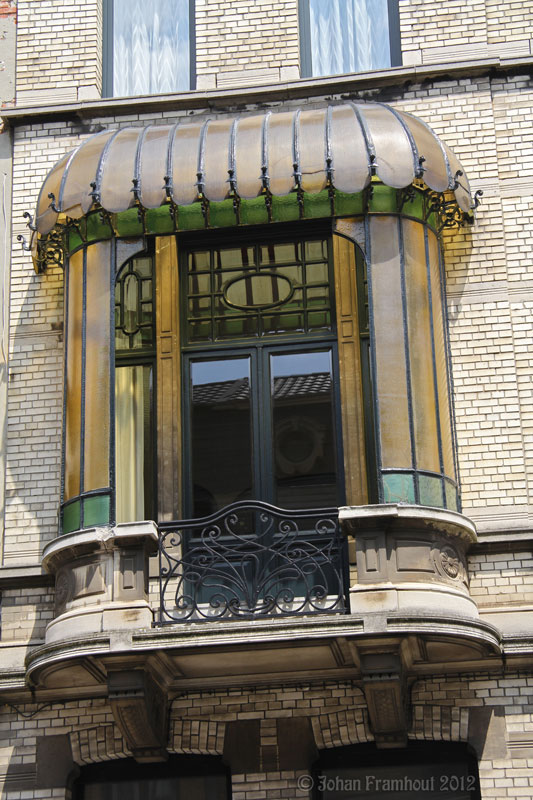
[157,500,348,623]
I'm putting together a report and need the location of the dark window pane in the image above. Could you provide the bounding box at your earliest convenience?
[190,357,253,515]
[271,350,338,508]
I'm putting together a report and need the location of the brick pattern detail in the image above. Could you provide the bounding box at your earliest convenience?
[195,0,300,88]
[15,0,102,103]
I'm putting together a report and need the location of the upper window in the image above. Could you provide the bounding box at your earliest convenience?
[299,0,401,78]
[103,0,195,97]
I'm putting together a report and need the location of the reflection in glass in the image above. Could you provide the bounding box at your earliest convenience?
[271,350,338,508]
[190,357,252,516]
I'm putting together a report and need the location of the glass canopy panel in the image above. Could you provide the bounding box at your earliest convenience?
[298,109,328,194]
[428,228,455,480]
[203,118,234,202]
[36,152,70,235]
[64,249,84,502]
[400,111,450,193]
[60,131,115,217]
[139,125,173,209]
[403,219,440,474]
[100,128,143,213]
[329,105,370,194]
[171,122,205,206]
[234,114,264,199]
[369,216,412,469]
[271,350,338,509]
[190,357,253,515]
[84,242,111,492]
[267,112,297,196]
[444,143,473,212]
[364,105,415,188]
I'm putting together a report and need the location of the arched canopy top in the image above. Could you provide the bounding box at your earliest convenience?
[33,102,474,237]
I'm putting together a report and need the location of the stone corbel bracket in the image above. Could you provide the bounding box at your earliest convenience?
[107,666,169,763]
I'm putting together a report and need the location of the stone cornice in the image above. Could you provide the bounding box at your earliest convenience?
[2,56,533,126]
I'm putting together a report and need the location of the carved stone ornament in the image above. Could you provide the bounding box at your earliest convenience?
[432,539,468,586]
[54,568,74,613]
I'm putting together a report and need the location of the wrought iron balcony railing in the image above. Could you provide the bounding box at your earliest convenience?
[156,501,348,624]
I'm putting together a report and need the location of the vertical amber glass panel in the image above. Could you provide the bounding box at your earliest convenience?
[84,241,111,491]
[370,217,411,468]
[332,232,367,504]
[428,229,455,480]
[64,249,84,501]
[156,236,181,520]
[403,219,440,474]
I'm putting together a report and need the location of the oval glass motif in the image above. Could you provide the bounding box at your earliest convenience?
[223,272,294,310]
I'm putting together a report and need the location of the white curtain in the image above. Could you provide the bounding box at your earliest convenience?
[113,0,190,96]
[309,0,391,76]
[115,365,146,523]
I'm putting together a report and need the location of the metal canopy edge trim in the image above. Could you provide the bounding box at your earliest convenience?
[33,102,474,237]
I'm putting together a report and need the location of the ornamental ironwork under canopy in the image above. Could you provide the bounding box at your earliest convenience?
[31,102,474,241]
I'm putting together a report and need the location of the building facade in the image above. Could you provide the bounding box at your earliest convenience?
[1,1,533,797]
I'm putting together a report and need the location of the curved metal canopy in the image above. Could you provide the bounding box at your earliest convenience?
[34,102,473,236]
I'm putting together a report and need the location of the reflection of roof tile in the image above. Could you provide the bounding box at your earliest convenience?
[193,373,331,405]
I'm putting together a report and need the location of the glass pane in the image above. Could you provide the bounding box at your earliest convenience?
[185,238,332,343]
[215,246,254,269]
[428,229,455,481]
[271,350,338,508]
[115,364,153,523]
[308,0,391,76]
[64,250,83,502]
[116,255,154,352]
[190,357,253,515]
[370,216,412,469]
[305,239,328,260]
[112,0,190,96]
[84,242,111,493]
[403,219,440,474]
[260,242,300,264]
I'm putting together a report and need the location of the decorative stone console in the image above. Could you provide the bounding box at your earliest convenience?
[340,504,478,620]
[41,521,158,644]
